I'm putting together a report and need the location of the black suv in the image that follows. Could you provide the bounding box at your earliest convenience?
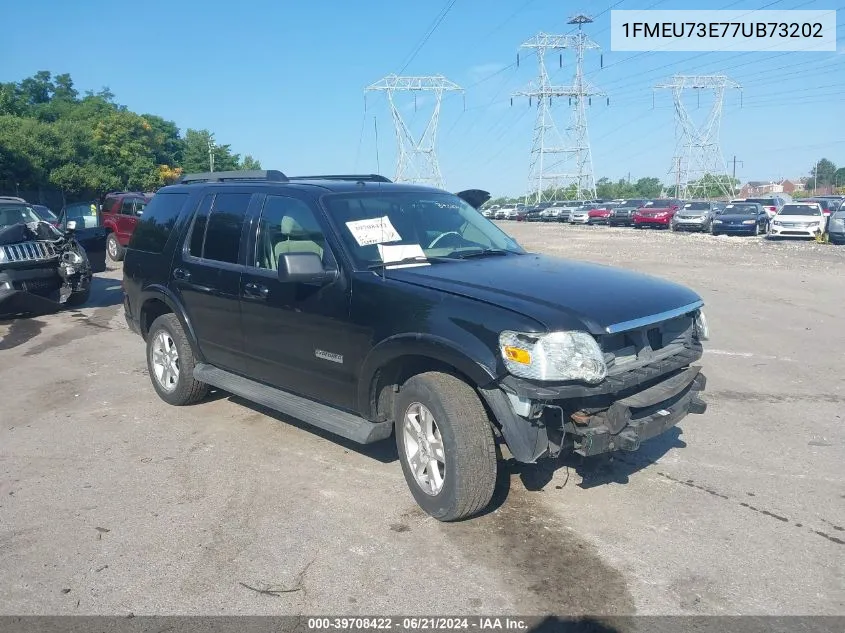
[123,170,709,521]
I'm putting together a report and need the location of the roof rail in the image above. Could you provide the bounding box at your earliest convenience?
[289,174,392,183]
[180,170,289,184]
[0,196,27,202]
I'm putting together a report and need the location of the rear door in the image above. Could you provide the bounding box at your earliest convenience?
[171,190,256,374]
[116,198,144,245]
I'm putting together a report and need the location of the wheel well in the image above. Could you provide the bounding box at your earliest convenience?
[370,355,478,423]
[140,298,172,339]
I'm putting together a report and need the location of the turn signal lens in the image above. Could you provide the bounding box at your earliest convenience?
[504,346,531,364]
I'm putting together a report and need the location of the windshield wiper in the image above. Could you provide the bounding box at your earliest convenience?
[368,256,452,270]
[454,248,513,259]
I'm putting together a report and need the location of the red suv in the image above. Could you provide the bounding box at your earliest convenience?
[632,199,683,229]
[101,192,153,261]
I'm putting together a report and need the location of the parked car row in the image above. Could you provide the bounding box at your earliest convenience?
[484,194,845,243]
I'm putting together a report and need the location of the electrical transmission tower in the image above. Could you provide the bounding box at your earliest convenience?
[513,14,605,204]
[365,74,463,188]
[654,75,742,200]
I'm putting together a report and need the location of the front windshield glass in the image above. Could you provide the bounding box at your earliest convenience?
[322,191,525,268]
[0,204,43,228]
[683,202,711,211]
[723,205,757,214]
[779,205,822,216]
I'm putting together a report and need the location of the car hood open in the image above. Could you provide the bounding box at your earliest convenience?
[385,253,702,333]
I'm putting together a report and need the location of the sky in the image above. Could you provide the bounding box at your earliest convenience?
[1,0,843,196]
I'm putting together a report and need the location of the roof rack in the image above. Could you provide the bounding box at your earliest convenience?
[0,196,27,202]
[180,170,289,184]
[289,174,392,183]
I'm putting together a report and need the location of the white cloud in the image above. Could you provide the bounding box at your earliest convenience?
[467,62,508,80]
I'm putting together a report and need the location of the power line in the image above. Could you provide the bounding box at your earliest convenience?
[396,0,459,75]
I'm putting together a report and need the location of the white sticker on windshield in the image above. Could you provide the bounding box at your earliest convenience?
[345,216,401,247]
[377,243,429,268]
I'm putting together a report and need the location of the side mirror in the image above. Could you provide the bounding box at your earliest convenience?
[277,252,336,284]
[65,220,77,232]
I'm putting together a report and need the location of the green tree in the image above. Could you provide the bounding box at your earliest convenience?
[810,158,837,187]
[633,177,662,198]
[240,154,262,170]
[181,129,240,173]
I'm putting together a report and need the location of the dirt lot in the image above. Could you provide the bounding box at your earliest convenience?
[1,224,843,617]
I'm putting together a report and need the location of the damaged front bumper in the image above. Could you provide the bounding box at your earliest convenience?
[480,354,707,463]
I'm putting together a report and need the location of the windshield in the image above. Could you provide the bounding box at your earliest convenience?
[683,202,711,211]
[723,205,757,214]
[33,205,58,221]
[323,191,525,267]
[0,204,43,228]
[778,205,822,216]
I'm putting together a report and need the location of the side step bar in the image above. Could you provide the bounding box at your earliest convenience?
[193,363,393,444]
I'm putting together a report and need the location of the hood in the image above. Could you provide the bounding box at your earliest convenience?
[455,189,490,210]
[774,214,824,222]
[637,206,674,215]
[384,254,702,333]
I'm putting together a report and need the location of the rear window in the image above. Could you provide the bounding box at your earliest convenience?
[61,202,101,229]
[129,192,189,253]
[745,198,775,205]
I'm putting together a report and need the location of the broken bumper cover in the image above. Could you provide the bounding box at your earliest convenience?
[572,367,706,457]
[0,287,62,316]
[480,354,707,463]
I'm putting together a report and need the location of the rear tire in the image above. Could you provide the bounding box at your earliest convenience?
[394,371,497,522]
[107,233,124,262]
[146,313,209,406]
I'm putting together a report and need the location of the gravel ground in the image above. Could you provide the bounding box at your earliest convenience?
[0,224,843,618]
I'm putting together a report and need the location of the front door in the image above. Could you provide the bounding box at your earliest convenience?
[171,191,255,374]
[240,193,359,411]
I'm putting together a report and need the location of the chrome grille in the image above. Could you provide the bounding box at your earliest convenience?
[1,241,58,263]
[598,315,695,376]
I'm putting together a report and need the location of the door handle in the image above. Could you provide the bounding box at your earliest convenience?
[244,282,269,299]
[173,268,191,281]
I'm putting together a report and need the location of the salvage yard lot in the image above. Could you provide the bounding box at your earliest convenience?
[1,224,843,616]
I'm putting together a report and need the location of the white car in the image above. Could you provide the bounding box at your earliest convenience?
[569,205,593,224]
[768,202,826,239]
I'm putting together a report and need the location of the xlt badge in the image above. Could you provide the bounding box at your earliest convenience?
[315,349,343,364]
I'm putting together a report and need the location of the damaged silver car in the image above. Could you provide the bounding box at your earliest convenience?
[0,200,106,317]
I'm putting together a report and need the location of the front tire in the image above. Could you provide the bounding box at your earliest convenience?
[107,233,125,262]
[394,372,497,522]
[146,313,209,406]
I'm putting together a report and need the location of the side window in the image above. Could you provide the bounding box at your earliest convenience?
[129,192,189,253]
[253,195,327,270]
[120,199,134,215]
[188,194,214,258]
[103,196,117,213]
[200,193,251,264]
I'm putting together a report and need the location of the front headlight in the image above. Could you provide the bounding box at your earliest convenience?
[694,310,710,341]
[499,330,607,383]
[772,220,782,226]
[742,219,756,224]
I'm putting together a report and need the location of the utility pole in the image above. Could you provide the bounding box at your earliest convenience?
[731,155,743,180]
[365,74,463,188]
[512,14,606,204]
[654,74,741,200]
[675,156,682,198]
[207,136,216,173]
[814,159,820,193]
